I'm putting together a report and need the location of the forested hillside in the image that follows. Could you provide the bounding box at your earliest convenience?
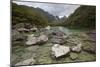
[64,5,96,29]
[12,3,56,28]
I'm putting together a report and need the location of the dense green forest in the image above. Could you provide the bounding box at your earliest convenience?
[64,5,96,29]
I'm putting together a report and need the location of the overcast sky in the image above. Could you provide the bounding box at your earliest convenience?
[13,1,80,18]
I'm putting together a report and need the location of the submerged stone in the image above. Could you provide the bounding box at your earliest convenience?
[82,41,96,53]
[15,57,35,66]
[26,45,39,52]
[70,52,78,60]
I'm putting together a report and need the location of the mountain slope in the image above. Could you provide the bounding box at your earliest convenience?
[12,3,56,28]
[64,5,96,29]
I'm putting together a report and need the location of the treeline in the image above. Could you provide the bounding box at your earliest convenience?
[63,5,96,29]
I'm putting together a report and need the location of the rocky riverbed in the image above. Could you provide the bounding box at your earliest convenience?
[11,26,96,66]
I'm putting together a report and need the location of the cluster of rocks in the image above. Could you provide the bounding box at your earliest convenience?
[48,28,83,58]
[12,26,96,66]
[12,27,38,40]
[25,26,68,46]
[13,26,82,58]
[12,29,27,46]
[51,43,82,58]
[49,30,67,44]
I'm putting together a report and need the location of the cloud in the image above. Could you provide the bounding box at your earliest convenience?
[12,1,80,17]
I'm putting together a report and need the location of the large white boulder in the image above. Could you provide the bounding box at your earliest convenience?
[51,44,70,58]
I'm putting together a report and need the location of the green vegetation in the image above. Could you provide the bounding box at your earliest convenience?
[12,3,96,29]
[12,3,49,28]
[64,5,96,29]
[12,3,67,28]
